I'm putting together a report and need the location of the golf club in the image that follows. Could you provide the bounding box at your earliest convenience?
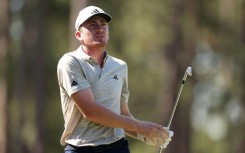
[158,66,192,153]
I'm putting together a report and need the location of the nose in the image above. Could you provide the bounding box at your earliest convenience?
[95,24,104,33]
[96,26,103,32]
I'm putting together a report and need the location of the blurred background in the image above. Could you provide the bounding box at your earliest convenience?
[0,0,245,153]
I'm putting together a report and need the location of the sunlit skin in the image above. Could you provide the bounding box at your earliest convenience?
[72,15,171,146]
[75,16,109,67]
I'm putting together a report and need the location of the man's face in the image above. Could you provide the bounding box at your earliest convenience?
[79,16,109,48]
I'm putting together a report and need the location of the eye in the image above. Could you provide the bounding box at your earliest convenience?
[89,23,96,28]
[101,23,107,26]
[101,22,107,26]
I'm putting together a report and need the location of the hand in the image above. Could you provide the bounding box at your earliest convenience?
[138,121,169,138]
[159,130,174,149]
[136,124,174,147]
[146,125,172,146]
[137,133,172,147]
[146,129,173,147]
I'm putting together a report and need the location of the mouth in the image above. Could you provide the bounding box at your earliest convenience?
[95,34,104,39]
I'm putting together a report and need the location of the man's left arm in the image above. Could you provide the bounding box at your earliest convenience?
[120,101,174,148]
[120,101,139,139]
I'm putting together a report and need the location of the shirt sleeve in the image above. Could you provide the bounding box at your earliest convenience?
[57,54,90,96]
[121,63,130,103]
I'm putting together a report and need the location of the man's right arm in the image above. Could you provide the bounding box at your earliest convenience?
[71,88,171,145]
[71,88,140,131]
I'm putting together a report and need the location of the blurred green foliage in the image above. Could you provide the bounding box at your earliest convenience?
[4,0,245,153]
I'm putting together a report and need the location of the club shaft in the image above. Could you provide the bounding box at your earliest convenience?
[158,81,185,153]
[167,80,185,129]
[157,68,191,153]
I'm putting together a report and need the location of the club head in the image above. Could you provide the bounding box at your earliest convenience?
[183,66,192,81]
[186,67,192,76]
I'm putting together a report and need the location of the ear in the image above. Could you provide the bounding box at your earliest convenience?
[75,30,83,41]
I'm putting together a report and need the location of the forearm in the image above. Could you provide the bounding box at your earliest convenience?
[122,113,138,139]
[71,88,170,143]
[120,104,141,140]
[85,103,141,132]
[71,89,141,133]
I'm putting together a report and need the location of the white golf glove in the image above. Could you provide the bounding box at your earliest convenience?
[160,131,174,149]
[137,130,174,148]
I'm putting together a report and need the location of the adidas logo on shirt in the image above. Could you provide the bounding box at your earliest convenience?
[71,80,78,87]
[113,75,118,80]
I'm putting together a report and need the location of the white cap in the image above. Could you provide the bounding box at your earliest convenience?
[75,6,112,30]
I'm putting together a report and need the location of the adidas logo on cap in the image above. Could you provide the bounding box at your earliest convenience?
[75,6,112,30]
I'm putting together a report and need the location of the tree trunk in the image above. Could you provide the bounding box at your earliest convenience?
[69,0,88,50]
[13,0,47,152]
[159,0,193,153]
[238,1,245,153]
[33,1,46,152]
[14,22,27,153]
[0,0,9,153]
[242,0,245,45]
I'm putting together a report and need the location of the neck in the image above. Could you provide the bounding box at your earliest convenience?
[81,45,105,67]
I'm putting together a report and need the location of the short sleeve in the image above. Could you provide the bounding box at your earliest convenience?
[57,54,90,96]
[121,63,130,103]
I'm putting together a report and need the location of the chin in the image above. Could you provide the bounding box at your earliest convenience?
[94,41,107,47]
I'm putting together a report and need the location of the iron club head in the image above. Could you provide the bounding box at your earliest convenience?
[186,66,192,76]
[167,66,192,129]
[183,66,192,81]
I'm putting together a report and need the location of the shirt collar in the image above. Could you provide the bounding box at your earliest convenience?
[76,46,109,67]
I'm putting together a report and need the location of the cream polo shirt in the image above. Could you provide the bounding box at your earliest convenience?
[57,46,130,147]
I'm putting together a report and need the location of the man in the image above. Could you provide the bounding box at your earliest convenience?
[57,6,173,153]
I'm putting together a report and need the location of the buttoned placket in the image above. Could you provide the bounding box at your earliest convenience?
[99,55,108,78]
[88,57,104,79]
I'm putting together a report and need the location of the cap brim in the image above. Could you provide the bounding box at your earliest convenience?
[85,13,111,24]
[96,13,111,23]
[75,13,112,30]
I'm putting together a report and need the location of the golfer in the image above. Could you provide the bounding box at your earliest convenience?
[57,5,173,153]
